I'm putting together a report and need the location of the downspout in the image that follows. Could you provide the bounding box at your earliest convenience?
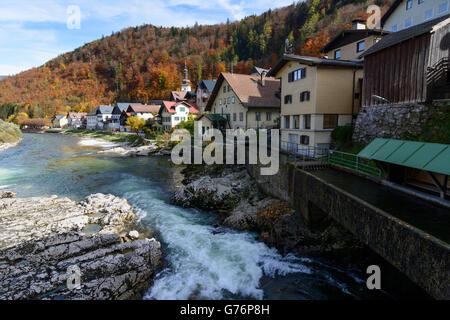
[351,68,357,126]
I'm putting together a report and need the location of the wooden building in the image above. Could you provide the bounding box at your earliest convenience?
[360,14,450,107]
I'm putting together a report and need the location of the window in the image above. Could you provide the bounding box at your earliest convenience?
[284,95,293,104]
[405,17,412,28]
[288,68,306,82]
[223,86,226,93]
[406,0,413,10]
[392,24,398,32]
[239,113,244,121]
[219,99,222,105]
[233,113,236,121]
[293,116,299,129]
[334,49,341,59]
[303,115,311,129]
[225,114,230,121]
[300,135,310,145]
[256,112,261,121]
[180,107,185,112]
[228,85,231,92]
[357,41,365,53]
[418,0,424,4]
[232,97,235,104]
[284,116,290,129]
[425,9,433,20]
[175,117,180,121]
[439,2,448,14]
[227,97,231,104]
[300,91,310,102]
[266,112,272,121]
[323,115,338,129]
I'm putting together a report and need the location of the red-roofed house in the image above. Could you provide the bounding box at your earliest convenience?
[161,101,199,131]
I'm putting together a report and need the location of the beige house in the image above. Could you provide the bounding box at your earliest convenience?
[382,0,448,32]
[321,20,388,61]
[205,72,280,130]
[268,55,363,150]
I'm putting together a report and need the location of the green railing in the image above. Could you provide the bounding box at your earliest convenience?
[328,150,382,177]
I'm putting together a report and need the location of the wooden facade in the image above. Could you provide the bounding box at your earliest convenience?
[363,22,450,106]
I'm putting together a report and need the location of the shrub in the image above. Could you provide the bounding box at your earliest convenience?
[332,125,354,147]
[0,119,22,143]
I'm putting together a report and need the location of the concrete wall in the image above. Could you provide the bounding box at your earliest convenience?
[326,35,382,61]
[247,163,450,299]
[353,103,431,143]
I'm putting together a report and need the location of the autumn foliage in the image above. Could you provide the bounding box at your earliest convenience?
[0,0,394,120]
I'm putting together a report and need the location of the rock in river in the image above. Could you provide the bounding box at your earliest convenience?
[0,192,162,300]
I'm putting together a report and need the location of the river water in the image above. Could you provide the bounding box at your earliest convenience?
[0,133,397,300]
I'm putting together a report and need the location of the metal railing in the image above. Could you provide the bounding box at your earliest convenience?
[281,140,382,177]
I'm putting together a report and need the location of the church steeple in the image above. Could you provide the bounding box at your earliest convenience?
[182,61,192,92]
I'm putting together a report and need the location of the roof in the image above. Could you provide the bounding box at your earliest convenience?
[361,14,450,58]
[321,29,389,53]
[128,104,161,113]
[54,115,66,120]
[358,138,450,175]
[267,54,363,77]
[197,114,227,122]
[198,80,217,92]
[206,72,281,111]
[171,91,188,101]
[115,102,142,112]
[96,105,114,114]
[162,101,199,114]
[67,112,86,119]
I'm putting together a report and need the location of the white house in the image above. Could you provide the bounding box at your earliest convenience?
[86,105,113,130]
[67,112,87,129]
[161,101,199,131]
[127,104,161,121]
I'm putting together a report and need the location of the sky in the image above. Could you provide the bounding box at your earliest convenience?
[0,0,294,76]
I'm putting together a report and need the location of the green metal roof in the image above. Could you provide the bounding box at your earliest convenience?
[358,139,450,175]
[198,114,227,122]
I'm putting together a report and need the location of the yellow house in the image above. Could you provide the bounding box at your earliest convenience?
[268,54,363,149]
[321,20,388,61]
[205,72,280,130]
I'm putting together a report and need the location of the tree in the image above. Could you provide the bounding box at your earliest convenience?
[126,116,146,132]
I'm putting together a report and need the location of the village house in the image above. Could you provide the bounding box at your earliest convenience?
[205,72,281,130]
[196,80,217,113]
[52,115,68,128]
[196,113,228,134]
[382,0,449,32]
[321,19,389,61]
[127,104,161,121]
[110,103,143,131]
[66,112,87,129]
[86,105,113,130]
[268,55,363,150]
[359,14,450,107]
[161,101,199,131]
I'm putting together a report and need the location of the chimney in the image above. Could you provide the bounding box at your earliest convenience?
[352,19,366,30]
[261,71,267,86]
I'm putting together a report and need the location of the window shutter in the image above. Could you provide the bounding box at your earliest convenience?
[301,68,306,79]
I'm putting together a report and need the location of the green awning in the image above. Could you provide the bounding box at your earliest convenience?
[358,138,450,175]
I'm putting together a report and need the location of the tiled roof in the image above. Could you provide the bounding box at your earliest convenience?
[206,73,281,111]
[162,101,199,114]
[67,112,87,119]
[97,105,114,114]
[360,15,450,58]
[55,115,66,120]
[171,91,188,101]
[128,104,161,113]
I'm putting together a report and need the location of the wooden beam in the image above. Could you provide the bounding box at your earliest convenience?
[427,171,447,199]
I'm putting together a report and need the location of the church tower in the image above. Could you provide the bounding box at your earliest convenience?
[181,61,192,92]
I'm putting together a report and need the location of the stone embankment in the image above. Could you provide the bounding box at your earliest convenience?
[0,191,161,300]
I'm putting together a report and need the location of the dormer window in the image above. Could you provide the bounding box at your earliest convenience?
[334,49,341,59]
[406,0,413,10]
[357,41,365,53]
[392,24,398,32]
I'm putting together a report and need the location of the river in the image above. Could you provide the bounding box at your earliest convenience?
[0,133,400,300]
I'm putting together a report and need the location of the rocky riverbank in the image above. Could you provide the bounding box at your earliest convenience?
[172,165,363,257]
[0,191,162,300]
[0,139,21,153]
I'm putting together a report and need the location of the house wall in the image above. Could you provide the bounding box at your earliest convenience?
[384,0,448,32]
[275,60,359,148]
[363,32,430,106]
[161,104,191,131]
[210,79,279,129]
[86,116,97,130]
[326,35,383,61]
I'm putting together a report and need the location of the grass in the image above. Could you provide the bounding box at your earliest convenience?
[0,119,22,144]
